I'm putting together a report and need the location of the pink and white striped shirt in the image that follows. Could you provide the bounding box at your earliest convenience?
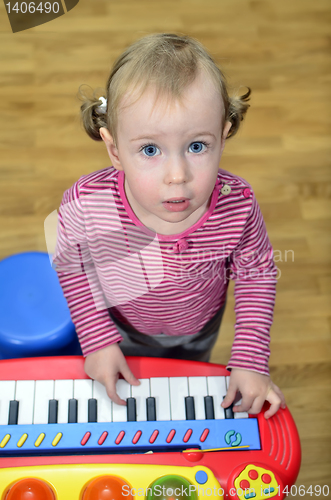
[54,167,277,376]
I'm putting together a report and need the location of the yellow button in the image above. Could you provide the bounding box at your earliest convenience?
[221,184,231,195]
[0,434,11,448]
[17,433,28,448]
[52,432,63,446]
[34,433,46,447]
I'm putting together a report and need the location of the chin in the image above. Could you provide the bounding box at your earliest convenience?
[163,212,190,222]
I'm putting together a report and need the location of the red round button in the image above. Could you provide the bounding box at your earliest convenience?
[262,473,272,484]
[243,188,251,198]
[183,449,203,462]
[4,478,55,500]
[248,469,258,480]
[240,480,250,489]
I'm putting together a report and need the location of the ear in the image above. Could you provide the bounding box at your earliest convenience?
[220,121,232,153]
[99,127,123,171]
[222,121,232,139]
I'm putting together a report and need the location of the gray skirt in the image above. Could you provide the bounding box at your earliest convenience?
[109,303,226,362]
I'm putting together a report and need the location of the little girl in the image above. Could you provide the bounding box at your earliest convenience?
[54,33,286,418]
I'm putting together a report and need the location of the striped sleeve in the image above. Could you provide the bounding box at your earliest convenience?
[53,182,123,356]
[226,194,277,376]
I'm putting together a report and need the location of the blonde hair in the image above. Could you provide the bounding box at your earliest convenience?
[79,33,250,143]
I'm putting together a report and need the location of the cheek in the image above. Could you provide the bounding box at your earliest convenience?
[129,172,159,202]
[194,169,218,197]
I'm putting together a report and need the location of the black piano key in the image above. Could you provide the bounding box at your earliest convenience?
[204,395,215,419]
[185,396,196,420]
[68,398,78,423]
[8,400,19,425]
[48,399,58,424]
[223,396,234,419]
[146,397,156,421]
[88,398,98,423]
[127,397,137,422]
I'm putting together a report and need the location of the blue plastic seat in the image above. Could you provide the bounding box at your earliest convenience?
[0,252,81,359]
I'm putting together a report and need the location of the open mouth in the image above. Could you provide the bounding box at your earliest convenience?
[166,200,185,203]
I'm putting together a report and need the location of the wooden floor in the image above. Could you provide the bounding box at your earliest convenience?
[0,0,330,494]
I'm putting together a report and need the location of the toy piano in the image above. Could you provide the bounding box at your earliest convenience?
[0,356,301,499]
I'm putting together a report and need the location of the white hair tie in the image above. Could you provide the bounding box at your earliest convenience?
[96,96,107,114]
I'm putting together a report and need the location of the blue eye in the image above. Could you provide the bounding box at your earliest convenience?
[189,142,207,153]
[142,144,160,157]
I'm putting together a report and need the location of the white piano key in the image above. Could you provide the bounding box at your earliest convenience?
[188,376,208,420]
[33,380,54,424]
[112,379,130,422]
[74,379,93,423]
[131,379,150,422]
[54,379,73,423]
[207,376,226,419]
[169,377,188,420]
[0,380,15,425]
[150,377,171,421]
[16,380,35,425]
[92,380,112,422]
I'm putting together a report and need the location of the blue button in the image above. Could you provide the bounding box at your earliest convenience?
[263,487,275,495]
[195,470,208,484]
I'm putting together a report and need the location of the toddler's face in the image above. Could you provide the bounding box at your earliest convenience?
[101,70,231,235]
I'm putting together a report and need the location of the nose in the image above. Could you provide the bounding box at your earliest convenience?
[164,155,188,185]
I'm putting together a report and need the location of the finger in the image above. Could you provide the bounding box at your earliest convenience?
[233,395,257,414]
[120,363,140,386]
[221,386,237,408]
[273,385,286,409]
[105,382,126,406]
[247,395,265,415]
[264,390,282,419]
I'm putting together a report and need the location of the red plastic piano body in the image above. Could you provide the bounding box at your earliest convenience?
[0,356,301,499]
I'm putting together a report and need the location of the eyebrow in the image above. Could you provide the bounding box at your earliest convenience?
[130,132,217,142]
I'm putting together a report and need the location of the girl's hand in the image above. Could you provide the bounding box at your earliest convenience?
[221,368,286,419]
[84,343,140,406]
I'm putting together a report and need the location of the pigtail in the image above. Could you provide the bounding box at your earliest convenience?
[77,85,108,141]
[226,88,251,138]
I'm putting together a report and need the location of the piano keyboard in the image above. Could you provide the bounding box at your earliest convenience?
[0,376,248,426]
[0,376,258,456]
[0,357,301,500]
